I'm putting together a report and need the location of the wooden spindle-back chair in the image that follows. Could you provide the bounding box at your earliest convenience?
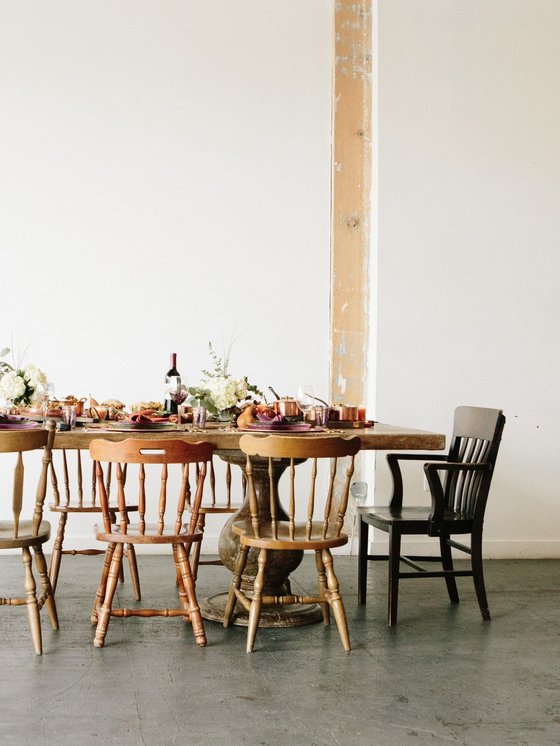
[223,434,361,652]
[49,448,140,596]
[187,459,246,579]
[0,421,58,654]
[89,437,213,648]
[358,406,505,625]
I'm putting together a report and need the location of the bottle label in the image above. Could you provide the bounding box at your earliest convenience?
[165,375,181,394]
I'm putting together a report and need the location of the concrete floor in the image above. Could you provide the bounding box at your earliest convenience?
[0,554,558,746]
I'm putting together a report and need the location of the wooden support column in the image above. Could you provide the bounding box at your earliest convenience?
[330,0,372,408]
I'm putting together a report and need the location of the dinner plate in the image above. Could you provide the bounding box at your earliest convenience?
[242,422,321,433]
[0,422,41,430]
[11,414,95,424]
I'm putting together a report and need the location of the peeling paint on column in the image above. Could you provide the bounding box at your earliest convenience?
[330,1,372,412]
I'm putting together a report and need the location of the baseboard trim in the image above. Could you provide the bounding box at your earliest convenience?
[350,535,560,560]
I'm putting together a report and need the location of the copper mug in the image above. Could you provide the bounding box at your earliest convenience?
[335,405,359,421]
[272,398,301,417]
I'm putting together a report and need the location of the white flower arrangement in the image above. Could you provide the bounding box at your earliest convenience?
[207,374,249,412]
[189,341,261,416]
[0,347,48,407]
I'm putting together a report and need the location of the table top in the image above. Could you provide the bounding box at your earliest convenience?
[52,422,445,452]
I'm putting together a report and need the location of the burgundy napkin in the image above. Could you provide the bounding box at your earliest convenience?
[129,411,170,424]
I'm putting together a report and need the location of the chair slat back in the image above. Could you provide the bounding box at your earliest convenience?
[224,462,243,508]
[89,438,214,536]
[445,407,505,516]
[185,458,246,512]
[0,422,55,539]
[50,448,122,509]
[239,435,360,541]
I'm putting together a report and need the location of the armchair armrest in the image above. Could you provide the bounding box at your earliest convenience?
[386,452,447,509]
[423,461,493,535]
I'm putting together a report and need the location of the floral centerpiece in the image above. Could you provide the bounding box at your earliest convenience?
[189,341,262,421]
[0,347,48,409]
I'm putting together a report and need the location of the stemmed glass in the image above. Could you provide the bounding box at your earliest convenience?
[296,385,315,421]
[41,382,56,419]
[170,384,188,408]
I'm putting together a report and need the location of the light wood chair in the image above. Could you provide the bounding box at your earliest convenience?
[48,448,140,597]
[358,406,505,625]
[0,421,58,654]
[223,434,361,652]
[187,460,246,580]
[89,437,213,648]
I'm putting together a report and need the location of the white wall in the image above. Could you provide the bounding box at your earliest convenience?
[1,0,332,396]
[4,1,557,560]
[0,1,333,548]
[375,0,560,557]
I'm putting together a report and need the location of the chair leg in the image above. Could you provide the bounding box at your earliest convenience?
[223,544,249,627]
[48,511,68,594]
[247,548,267,653]
[22,546,42,655]
[322,549,350,651]
[173,543,194,620]
[440,535,459,604]
[125,543,141,601]
[176,542,207,647]
[109,511,125,584]
[33,545,59,631]
[174,547,190,618]
[358,516,368,604]
[471,531,490,621]
[315,550,330,625]
[94,543,124,648]
[388,528,401,626]
[91,543,116,624]
[191,514,205,582]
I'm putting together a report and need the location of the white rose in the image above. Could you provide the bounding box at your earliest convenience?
[24,363,47,389]
[234,377,249,400]
[0,371,26,401]
[209,376,239,410]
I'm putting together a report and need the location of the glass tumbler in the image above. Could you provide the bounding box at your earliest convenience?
[61,404,77,429]
[192,406,207,429]
[314,405,329,427]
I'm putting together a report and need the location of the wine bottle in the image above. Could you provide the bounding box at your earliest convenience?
[164,352,181,414]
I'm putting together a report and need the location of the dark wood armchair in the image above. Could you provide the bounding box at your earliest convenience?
[358,406,505,625]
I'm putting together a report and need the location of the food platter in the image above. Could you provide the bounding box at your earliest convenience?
[105,421,178,432]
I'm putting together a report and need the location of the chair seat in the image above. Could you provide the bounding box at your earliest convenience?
[0,520,51,549]
[94,523,203,545]
[232,519,349,550]
[191,504,238,515]
[360,505,474,534]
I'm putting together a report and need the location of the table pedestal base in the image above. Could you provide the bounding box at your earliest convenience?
[200,593,323,628]
[203,450,322,628]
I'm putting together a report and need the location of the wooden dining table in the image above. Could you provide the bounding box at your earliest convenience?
[53,422,445,627]
[53,421,445,454]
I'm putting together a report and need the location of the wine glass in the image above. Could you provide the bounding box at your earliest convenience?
[296,385,315,421]
[41,382,56,418]
[170,384,188,407]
